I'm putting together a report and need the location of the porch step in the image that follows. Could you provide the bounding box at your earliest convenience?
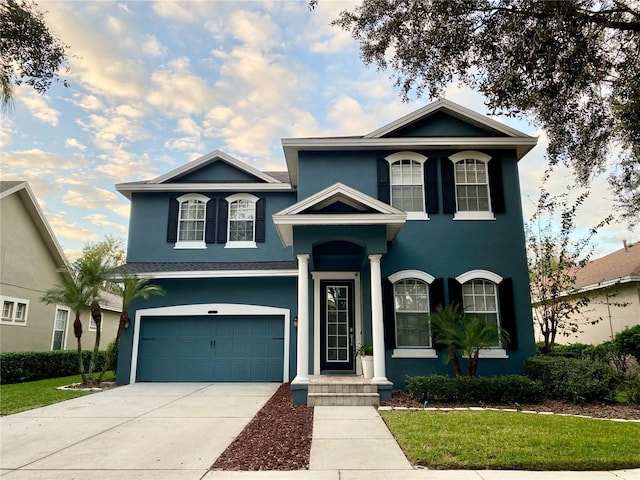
[307,380,379,406]
[308,392,380,407]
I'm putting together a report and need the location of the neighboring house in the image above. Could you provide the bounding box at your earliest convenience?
[0,181,120,353]
[535,240,640,345]
[115,99,538,403]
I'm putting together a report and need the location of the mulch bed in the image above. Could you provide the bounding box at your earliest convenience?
[381,390,640,420]
[211,383,314,471]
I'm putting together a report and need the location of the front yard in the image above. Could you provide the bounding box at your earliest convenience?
[381,409,640,470]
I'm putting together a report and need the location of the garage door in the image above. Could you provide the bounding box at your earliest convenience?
[136,315,284,382]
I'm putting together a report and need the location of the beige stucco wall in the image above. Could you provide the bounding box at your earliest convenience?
[0,193,120,353]
[534,282,640,345]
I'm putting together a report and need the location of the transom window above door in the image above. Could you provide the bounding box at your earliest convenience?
[385,152,429,220]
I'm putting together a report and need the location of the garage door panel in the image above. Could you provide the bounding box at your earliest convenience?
[137,315,284,382]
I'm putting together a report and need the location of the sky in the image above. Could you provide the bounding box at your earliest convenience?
[0,0,633,261]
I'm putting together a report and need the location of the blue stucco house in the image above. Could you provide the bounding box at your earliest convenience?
[115,99,538,404]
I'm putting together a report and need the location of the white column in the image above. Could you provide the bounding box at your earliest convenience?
[369,254,388,383]
[294,254,310,384]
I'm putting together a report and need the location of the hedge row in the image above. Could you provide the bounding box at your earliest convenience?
[406,374,546,404]
[0,350,108,384]
[524,356,623,402]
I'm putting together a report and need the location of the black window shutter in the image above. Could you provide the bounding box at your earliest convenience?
[441,158,456,214]
[205,198,216,243]
[382,278,396,349]
[429,278,445,312]
[447,277,463,307]
[425,159,439,214]
[488,158,505,213]
[377,158,390,204]
[217,199,228,244]
[255,198,265,243]
[166,198,179,243]
[499,278,518,350]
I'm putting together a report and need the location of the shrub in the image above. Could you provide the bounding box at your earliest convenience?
[406,374,545,404]
[624,372,640,405]
[615,325,640,363]
[545,343,592,358]
[584,341,629,373]
[105,339,118,373]
[525,356,623,402]
[0,350,107,384]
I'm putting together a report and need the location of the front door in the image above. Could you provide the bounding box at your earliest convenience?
[320,280,355,372]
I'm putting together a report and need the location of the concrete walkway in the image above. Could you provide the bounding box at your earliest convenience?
[1,384,638,480]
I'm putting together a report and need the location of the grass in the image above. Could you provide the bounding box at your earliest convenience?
[0,371,115,416]
[380,409,640,470]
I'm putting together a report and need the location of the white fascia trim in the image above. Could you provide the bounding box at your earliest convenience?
[282,137,538,151]
[542,275,640,300]
[115,182,293,199]
[365,99,533,139]
[389,270,435,284]
[392,348,438,359]
[133,269,299,279]
[456,270,503,284]
[130,303,290,384]
[462,348,509,359]
[151,150,281,184]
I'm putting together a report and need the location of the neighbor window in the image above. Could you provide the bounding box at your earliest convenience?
[1,297,28,325]
[226,193,258,248]
[52,308,69,350]
[449,151,494,220]
[175,193,210,248]
[385,152,428,220]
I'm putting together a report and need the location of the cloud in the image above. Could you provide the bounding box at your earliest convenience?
[17,89,61,126]
[84,213,127,233]
[142,35,163,56]
[65,138,87,151]
[152,1,215,22]
[0,117,12,148]
[47,213,99,243]
[110,203,130,219]
[63,187,119,209]
[72,94,104,111]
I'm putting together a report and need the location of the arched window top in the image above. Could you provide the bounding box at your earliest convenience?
[226,193,259,204]
[455,269,503,285]
[389,269,435,285]
[448,150,491,164]
[385,151,429,165]
[177,193,210,204]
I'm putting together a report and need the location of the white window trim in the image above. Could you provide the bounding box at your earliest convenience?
[455,270,507,357]
[1,296,29,326]
[225,193,258,248]
[174,193,209,249]
[385,151,429,220]
[448,151,494,220]
[51,306,70,350]
[390,270,435,350]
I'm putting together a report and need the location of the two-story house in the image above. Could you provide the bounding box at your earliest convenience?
[115,99,538,404]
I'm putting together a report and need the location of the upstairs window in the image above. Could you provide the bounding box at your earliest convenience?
[384,152,430,220]
[1,297,28,325]
[172,194,211,249]
[224,193,259,248]
[447,151,495,220]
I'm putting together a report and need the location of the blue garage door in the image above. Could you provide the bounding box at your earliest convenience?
[137,315,284,382]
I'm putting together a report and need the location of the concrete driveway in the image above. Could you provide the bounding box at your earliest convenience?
[0,382,280,479]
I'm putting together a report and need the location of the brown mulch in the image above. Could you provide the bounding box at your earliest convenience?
[381,390,640,420]
[211,383,314,471]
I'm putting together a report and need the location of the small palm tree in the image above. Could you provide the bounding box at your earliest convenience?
[430,304,465,377]
[98,273,165,381]
[42,273,92,384]
[457,315,510,377]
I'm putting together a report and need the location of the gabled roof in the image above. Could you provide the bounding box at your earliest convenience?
[272,182,406,246]
[281,98,537,187]
[0,181,70,272]
[116,150,293,199]
[574,241,640,292]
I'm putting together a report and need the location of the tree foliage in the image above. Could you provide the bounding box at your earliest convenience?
[332,0,640,225]
[0,0,68,109]
[527,174,613,353]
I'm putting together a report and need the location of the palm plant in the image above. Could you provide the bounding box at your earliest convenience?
[98,273,165,381]
[430,304,465,377]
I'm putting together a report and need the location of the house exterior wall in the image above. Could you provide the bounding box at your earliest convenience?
[537,282,640,345]
[126,191,296,263]
[116,276,298,384]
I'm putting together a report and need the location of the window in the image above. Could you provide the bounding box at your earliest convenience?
[385,152,429,220]
[388,270,439,358]
[225,193,258,248]
[52,308,69,350]
[1,297,28,325]
[174,193,210,248]
[448,151,494,220]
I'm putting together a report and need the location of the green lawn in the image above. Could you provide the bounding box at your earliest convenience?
[380,409,640,470]
[0,372,115,416]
